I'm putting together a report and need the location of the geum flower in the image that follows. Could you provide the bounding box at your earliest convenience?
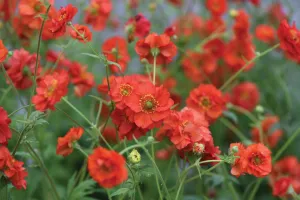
[56,127,84,156]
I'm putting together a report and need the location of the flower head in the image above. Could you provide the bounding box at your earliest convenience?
[125,14,151,42]
[70,24,92,43]
[205,0,227,16]
[5,158,28,190]
[255,24,276,44]
[88,147,128,188]
[0,107,12,145]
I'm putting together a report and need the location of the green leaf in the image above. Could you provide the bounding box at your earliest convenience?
[110,188,130,197]
[0,176,8,200]
[67,178,96,200]
[223,110,238,124]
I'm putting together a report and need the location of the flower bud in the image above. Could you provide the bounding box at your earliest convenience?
[229,9,238,17]
[231,145,239,153]
[193,143,205,155]
[255,105,264,113]
[147,136,155,143]
[128,149,141,164]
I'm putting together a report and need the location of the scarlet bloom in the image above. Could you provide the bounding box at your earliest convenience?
[70,24,92,43]
[88,147,128,188]
[0,107,12,145]
[125,14,151,42]
[205,0,227,16]
[231,82,260,111]
[167,0,182,6]
[49,4,78,38]
[251,115,283,148]
[68,62,95,97]
[32,70,69,111]
[97,75,116,94]
[250,0,260,6]
[204,38,226,58]
[241,143,272,177]
[232,10,250,40]
[0,40,8,62]
[186,84,226,121]
[0,146,10,170]
[268,3,287,25]
[273,177,292,197]
[0,0,17,21]
[56,127,84,157]
[126,82,174,129]
[230,143,246,177]
[135,33,177,65]
[5,49,41,90]
[109,75,139,109]
[223,39,256,72]
[102,36,130,73]
[18,0,46,29]
[155,146,174,160]
[182,51,217,83]
[172,14,203,38]
[255,24,276,44]
[203,17,225,36]
[4,158,28,190]
[84,0,112,31]
[278,20,300,61]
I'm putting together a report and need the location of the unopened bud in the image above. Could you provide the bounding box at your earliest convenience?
[229,9,238,17]
[128,149,141,164]
[141,58,148,65]
[193,143,205,155]
[149,3,156,12]
[255,105,264,113]
[231,145,239,153]
[147,136,155,143]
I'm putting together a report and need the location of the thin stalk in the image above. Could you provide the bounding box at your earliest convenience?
[28,5,52,116]
[220,43,279,91]
[74,144,88,157]
[12,123,32,156]
[62,98,92,125]
[8,105,31,117]
[220,118,250,143]
[26,142,60,200]
[153,56,157,85]
[248,178,262,200]
[0,86,12,104]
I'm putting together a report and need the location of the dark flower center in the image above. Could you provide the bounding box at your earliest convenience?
[199,96,211,110]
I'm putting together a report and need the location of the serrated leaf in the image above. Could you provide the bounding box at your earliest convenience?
[110,188,130,197]
[81,53,99,59]
[67,179,96,200]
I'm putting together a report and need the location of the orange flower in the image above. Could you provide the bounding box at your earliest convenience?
[70,24,92,43]
[88,147,128,188]
[56,127,84,157]
[135,33,177,65]
[231,82,260,111]
[102,36,130,73]
[0,40,8,62]
[255,24,276,44]
[251,115,283,148]
[4,158,28,190]
[18,0,46,29]
[186,84,226,121]
[32,70,69,111]
[84,0,112,31]
[278,20,300,61]
[230,143,246,177]
[241,143,272,177]
[205,0,227,16]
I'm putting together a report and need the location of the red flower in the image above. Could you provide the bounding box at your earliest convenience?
[251,115,283,148]
[205,0,227,16]
[250,0,260,6]
[70,24,92,43]
[102,127,118,144]
[135,33,177,65]
[164,26,176,38]
[230,143,246,177]
[203,17,225,36]
[97,75,116,94]
[4,158,28,190]
[18,0,46,29]
[278,20,300,61]
[56,127,84,157]
[125,14,151,42]
[68,62,95,97]
[268,3,287,25]
[203,38,226,58]
[84,0,112,31]
[46,50,72,68]
[111,109,148,140]
[0,107,12,145]
[182,51,217,83]
[0,146,11,169]
[273,177,292,197]
[155,146,175,160]
[231,82,260,111]
[255,24,276,44]
[232,10,250,40]
[109,75,140,109]
[12,16,35,44]
[241,143,272,177]
[171,14,203,38]
[223,39,255,72]
[186,84,225,121]
[6,49,41,90]
[167,0,182,6]
[88,147,128,188]
[126,82,174,129]
[102,36,130,73]
[49,4,78,38]
[32,70,69,111]
[0,40,8,63]
[0,0,17,21]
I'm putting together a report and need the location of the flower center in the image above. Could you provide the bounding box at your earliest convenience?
[96,159,112,173]
[34,4,41,12]
[59,13,67,21]
[199,96,211,110]
[290,30,299,43]
[119,84,133,96]
[45,80,58,97]
[252,155,262,165]
[140,94,159,113]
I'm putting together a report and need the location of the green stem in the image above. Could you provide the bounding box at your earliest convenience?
[273,127,300,162]
[153,56,157,85]
[222,164,239,200]
[220,118,250,143]
[8,105,31,117]
[28,5,52,117]
[220,43,279,91]
[26,142,60,200]
[175,173,187,200]
[0,86,12,104]
[74,144,88,157]
[248,179,262,200]
[12,123,32,156]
